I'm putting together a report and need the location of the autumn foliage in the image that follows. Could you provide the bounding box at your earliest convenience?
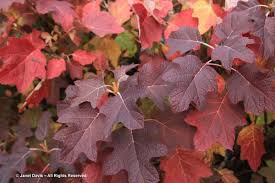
[0,0,275,183]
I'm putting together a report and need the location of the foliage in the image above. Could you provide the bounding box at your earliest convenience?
[0,0,274,183]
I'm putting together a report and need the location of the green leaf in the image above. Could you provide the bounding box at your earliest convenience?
[115,31,137,57]
[256,112,273,126]
[259,160,275,183]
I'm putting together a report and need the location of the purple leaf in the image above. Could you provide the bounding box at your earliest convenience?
[166,27,202,57]
[211,35,255,70]
[228,64,275,115]
[103,128,167,183]
[54,103,109,163]
[162,55,218,112]
[35,111,51,141]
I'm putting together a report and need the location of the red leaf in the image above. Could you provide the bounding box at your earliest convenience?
[93,51,109,71]
[0,0,24,11]
[67,61,83,80]
[133,3,163,48]
[185,93,246,150]
[161,147,212,183]
[83,163,128,183]
[237,123,265,171]
[20,80,51,112]
[164,9,198,39]
[47,58,66,79]
[81,2,124,37]
[109,0,132,25]
[36,0,76,32]
[0,30,46,92]
[72,50,97,66]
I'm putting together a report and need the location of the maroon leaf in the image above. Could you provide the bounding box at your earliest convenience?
[137,59,175,110]
[54,102,109,163]
[166,27,202,57]
[100,92,144,130]
[0,140,31,183]
[227,64,275,115]
[35,111,51,141]
[103,128,167,183]
[263,17,275,59]
[211,35,255,70]
[162,55,218,112]
[70,73,107,108]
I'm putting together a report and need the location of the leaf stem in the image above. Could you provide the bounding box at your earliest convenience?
[199,41,215,50]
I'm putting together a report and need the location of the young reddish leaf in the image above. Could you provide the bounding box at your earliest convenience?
[164,9,198,39]
[140,16,163,49]
[54,102,109,163]
[103,128,167,183]
[191,0,221,34]
[0,0,24,11]
[162,55,218,112]
[20,80,51,111]
[81,2,124,37]
[0,30,46,93]
[70,73,107,108]
[160,147,212,183]
[67,60,83,80]
[211,35,255,70]
[47,58,66,79]
[185,93,246,150]
[93,51,109,71]
[227,64,275,115]
[36,0,76,32]
[72,50,97,66]
[166,27,202,57]
[143,0,173,22]
[133,3,163,48]
[237,123,265,171]
[109,0,132,25]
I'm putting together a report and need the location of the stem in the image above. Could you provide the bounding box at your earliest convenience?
[36,164,50,183]
[199,41,215,50]
[264,111,268,132]
[29,147,60,153]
